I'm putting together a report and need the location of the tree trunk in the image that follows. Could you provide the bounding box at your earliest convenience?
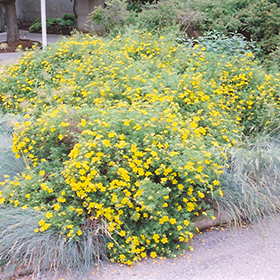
[3,0,18,42]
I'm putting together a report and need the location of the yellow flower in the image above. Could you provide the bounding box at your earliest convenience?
[198,190,205,198]
[213,180,220,185]
[80,119,87,127]
[190,121,198,129]
[153,234,160,242]
[38,219,45,226]
[46,212,53,219]
[187,202,195,212]
[161,237,168,244]
[14,200,20,206]
[140,252,147,258]
[57,196,66,203]
[159,216,169,224]
[76,208,83,215]
[53,204,60,211]
[60,121,69,127]
[108,242,114,249]
[40,223,51,231]
[120,254,126,260]
[119,230,126,237]
[103,139,111,147]
[150,252,157,258]
[77,229,83,236]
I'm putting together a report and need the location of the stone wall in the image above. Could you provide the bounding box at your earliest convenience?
[16,0,73,27]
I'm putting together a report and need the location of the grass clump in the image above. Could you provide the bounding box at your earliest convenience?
[0,205,108,277]
[0,112,26,183]
[217,131,280,225]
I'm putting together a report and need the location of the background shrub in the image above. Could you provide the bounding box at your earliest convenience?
[178,31,259,56]
[29,14,77,33]
[89,0,201,36]
[191,0,280,59]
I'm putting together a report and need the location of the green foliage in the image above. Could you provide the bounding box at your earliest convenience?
[192,0,280,58]
[29,14,77,33]
[178,31,260,56]
[89,0,201,35]
[0,31,280,264]
[133,0,178,33]
[89,0,132,35]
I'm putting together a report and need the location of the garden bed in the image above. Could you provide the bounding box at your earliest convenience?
[0,39,42,53]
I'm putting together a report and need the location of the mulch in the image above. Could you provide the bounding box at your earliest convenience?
[0,39,42,53]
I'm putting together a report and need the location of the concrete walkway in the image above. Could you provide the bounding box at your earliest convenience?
[0,30,67,65]
[92,216,280,280]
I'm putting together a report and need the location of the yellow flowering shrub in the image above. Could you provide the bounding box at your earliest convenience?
[0,31,280,264]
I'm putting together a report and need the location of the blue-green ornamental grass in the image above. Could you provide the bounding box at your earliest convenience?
[0,30,280,266]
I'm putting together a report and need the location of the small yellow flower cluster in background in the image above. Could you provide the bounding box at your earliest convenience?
[0,30,280,264]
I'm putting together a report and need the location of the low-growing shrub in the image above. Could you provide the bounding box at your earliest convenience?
[1,102,229,264]
[0,31,280,265]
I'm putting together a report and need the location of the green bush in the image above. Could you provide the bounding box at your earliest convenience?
[0,31,280,265]
[178,31,259,56]
[192,0,280,58]
[89,0,132,35]
[29,14,77,33]
[89,0,201,36]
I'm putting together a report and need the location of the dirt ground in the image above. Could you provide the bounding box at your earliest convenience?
[0,39,42,53]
